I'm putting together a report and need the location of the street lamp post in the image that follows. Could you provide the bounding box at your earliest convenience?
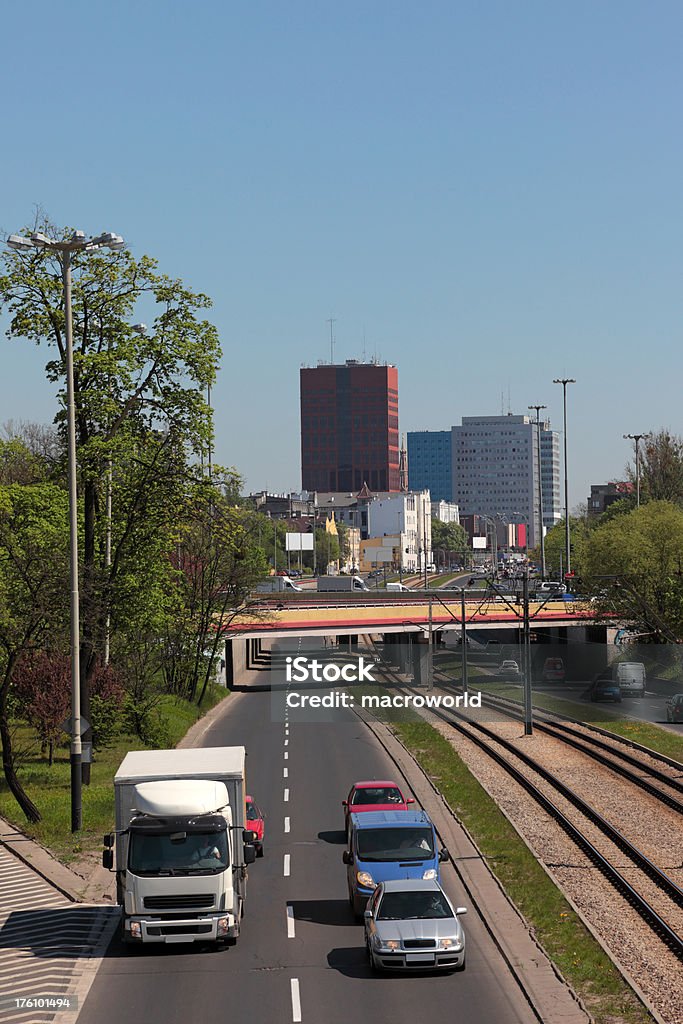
[623,433,649,508]
[528,405,547,579]
[552,378,575,578]
[7,229,125,832]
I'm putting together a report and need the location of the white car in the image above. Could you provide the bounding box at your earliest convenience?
[364,879,467,972]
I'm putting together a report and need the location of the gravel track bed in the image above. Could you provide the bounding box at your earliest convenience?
[425,712,683,1023]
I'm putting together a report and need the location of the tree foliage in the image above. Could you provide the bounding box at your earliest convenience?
[634,430,683,504]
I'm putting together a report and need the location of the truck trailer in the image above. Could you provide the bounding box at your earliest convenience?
[255,575,302,592]
[316,575,369,592]
[103,746,255,947]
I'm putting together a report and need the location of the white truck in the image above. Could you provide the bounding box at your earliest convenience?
[255,575,302,592]
[316,575,369,592]
[102,746,256,948]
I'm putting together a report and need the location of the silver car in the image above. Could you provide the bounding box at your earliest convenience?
[363,879,467,972]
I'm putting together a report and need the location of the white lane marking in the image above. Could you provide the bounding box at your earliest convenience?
[284,751,289,760]
[284,816,290,833]
[287,904,296,938]
[284,853,291,876]
[284,787,290,802]
[291,978,302,1022]
[285,738,289,746]
[283,767,288,778]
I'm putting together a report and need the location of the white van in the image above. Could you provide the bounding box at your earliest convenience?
[612,662,646,697]
[386,582,411,592]
[540,581,566,593]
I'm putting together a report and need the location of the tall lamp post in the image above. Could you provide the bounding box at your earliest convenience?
[552,378,575,577]
[623,433,649,508]
[528,405,547,579]
[8,229,124,832]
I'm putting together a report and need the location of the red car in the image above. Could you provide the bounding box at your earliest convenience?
[246,796,265,857]
[342,781,414,836]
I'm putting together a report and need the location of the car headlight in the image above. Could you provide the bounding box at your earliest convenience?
[440,937,463,950]
[356,871,374,888]
[375,937,400,950]
[422,868,437,880]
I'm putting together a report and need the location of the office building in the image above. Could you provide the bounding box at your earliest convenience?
[452,414,561,549]
[407,430,452,501]
[300,361,399,493]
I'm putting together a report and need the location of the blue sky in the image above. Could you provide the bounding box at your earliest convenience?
[2,1,681,508]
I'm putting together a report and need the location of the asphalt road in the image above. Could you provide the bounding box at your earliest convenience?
[78,675,538,1024]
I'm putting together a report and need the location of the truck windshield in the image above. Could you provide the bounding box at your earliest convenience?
[129,830,229,876]
[356,827,434,861]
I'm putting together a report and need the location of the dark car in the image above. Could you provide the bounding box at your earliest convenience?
[666,694,683,723]
[590,678,622,703]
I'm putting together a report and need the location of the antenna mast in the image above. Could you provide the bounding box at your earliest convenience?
[327,317,336,364]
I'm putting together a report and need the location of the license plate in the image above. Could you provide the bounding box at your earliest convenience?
[405,953,435,964]
[165,934,190,944]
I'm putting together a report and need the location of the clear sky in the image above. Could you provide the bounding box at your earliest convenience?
[1,1,681,509]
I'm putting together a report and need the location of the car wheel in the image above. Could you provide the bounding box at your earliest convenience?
[256,843,264,858]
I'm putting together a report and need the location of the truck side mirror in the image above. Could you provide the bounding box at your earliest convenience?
[243,829,257,843]
[102,849,114,870]
[103,833,114,848]
[244,845,257,865]
[438,847,449,862]
[342,850,353,865]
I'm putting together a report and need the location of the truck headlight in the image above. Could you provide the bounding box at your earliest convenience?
[217,917,230,936]
[422,868,437,880]
[356,871,374,888]
[130,921,142,939]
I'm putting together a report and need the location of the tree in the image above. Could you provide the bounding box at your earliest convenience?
[14,652,70,766]
[1,220,221,765]
[583,501,683,640]
[431,519,469,567]
[0,482,70,821]
[635,430,683,504]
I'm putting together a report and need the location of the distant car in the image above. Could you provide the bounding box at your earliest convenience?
[542,657,565,682]
[364,879,467,973]
[288,569,301,578]
[666,694,683,723]
[276,569,288,576]
[498,659,521,680]
[590,678,622,703]
[342,781,413,836]
[245,796,265,857]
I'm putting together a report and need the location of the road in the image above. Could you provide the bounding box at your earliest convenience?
[537,682,683,733]
[78,674,537,1024]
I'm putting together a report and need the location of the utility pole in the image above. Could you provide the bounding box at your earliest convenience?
[461,587,468,697]
[553,378,575,576]
[528,405,547,579]
[623,433,649,508]
[522,569,532,735]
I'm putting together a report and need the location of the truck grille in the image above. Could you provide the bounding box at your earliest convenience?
[144,894,214,910]
[146,924,214,936]
[403,939,437,949]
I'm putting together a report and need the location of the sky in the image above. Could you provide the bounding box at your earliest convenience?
[1,1,681,509]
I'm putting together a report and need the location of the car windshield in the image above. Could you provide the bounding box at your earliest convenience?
[356,827,434,861]
[129,830,229,875]
[351,787,403,805]
[246,803,260,820]
[377,890,453,920]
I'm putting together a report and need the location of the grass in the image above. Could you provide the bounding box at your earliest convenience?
[392,719,653,1024]
[0,684,229,864]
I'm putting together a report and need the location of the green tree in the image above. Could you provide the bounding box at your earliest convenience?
[431,519,469,567]
[0,482,70,821]
[583,501,683,640]
[1,221,220,758]
[635,430,683,504]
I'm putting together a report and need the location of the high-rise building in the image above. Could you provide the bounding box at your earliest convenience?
[407,430,452,501]
[451,414,560,549]
[300,361,399,492]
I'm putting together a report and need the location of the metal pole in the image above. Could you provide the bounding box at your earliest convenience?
[623,434,648,509]
[461,587,468,697]
[553,379,575,576]
[522,570,532,736]
[63,251,82,832]
[528,405,546,579]
[423,501,428,590]
[427,595,433,691]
